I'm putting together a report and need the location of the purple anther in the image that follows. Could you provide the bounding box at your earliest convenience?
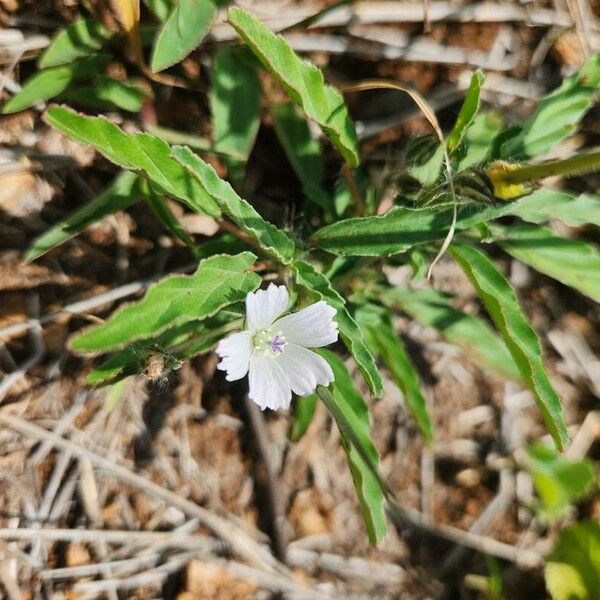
[269,335,286,354]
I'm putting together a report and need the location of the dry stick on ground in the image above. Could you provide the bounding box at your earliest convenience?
[0,413,289,577]
[244,397,288,563]
[0,296,44,403]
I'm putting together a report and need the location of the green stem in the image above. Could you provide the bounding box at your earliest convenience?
[493,151,600,184]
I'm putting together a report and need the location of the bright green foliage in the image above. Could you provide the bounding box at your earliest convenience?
[150,0,216,72]
[506,189,600,228]
[499,54,600,159]
[381,287,522,382]
[60,76,147,112]
[143,0,173,22]
[87,312,240,385]
[311,202,506,257]
[25,171,141,261]
[450,243,568,450]
[45,106,221,217]
[545,522,600,600]
[71,252,260,352]
[289,394,318,441]
[272,103,330,211]
[293,260,383,398]
[525,443,597,519]
[2,55,107,114]
[496,224,600,303]
[316,350,387,543]
[447,70,485,154]
[456,110,503,170]
[39,18,113,68]
[358,308,433,443]
[172,145,296,263]
[228,7,360,167]
[210,47,261,180]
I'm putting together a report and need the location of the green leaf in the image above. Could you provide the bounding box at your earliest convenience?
[289,394,318,442]
[272,102,330,211]
[39,18,113,68]
[506,189,600,228]
[60,76,147,112]
[456,111,503,170]
[171,145,295,263]
[495,223,600,303]
[210,47,261,180]
[87,312,240,385]
[380,287,522,382]
[2,55,107,114]
[447,70,485,154]
[150,0,216,72]
[500,54,600,159]
[71,252,260,353]
[25,171,141,261]
[316,350,387,544]
[525,443,596,519]
[45,106,221,218]
[143,0,173,22]
[359,310,433,443]
[311,202,508,257]
[449,243,568,450]
[546,521,600,600]
[292,260,383,397]
[228,7,360,167]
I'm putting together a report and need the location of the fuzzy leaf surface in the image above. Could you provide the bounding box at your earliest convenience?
[45,106,221,217]
[71,252,260,352]
[450,243,568,449]
[228,7,360,166]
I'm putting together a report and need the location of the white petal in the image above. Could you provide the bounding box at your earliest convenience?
[273,301,338,348]
[215,331,252,381]
[245,283,289,332]
[248,352,292,410]
[278,343,334,396]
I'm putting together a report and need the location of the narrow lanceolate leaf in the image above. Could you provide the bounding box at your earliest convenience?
[39,18,113,68]
[2,55,107,114]
[45,106,221,218]
[210,47,260,180]
[150,0,216,72]
[499,54,600,160]
[450,243,568,450]
[289,394,318,442]
[25,171,140,262]
[228,7,360,167]
[317,350,387,544]
[172,145,295,263]
[363,317,433,443]
[506,189,600,228]
[311,202,507,257]
[495,224,600,303]
[381,287,522,382]
[60,76,147,112]
[71,252,261,353]
[272,103,330,211]
[293,260,383,397]
[447,70,485,154]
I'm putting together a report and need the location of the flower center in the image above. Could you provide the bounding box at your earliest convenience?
[252,328,287,356]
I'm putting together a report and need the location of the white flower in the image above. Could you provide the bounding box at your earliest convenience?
[216,283,338,410]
